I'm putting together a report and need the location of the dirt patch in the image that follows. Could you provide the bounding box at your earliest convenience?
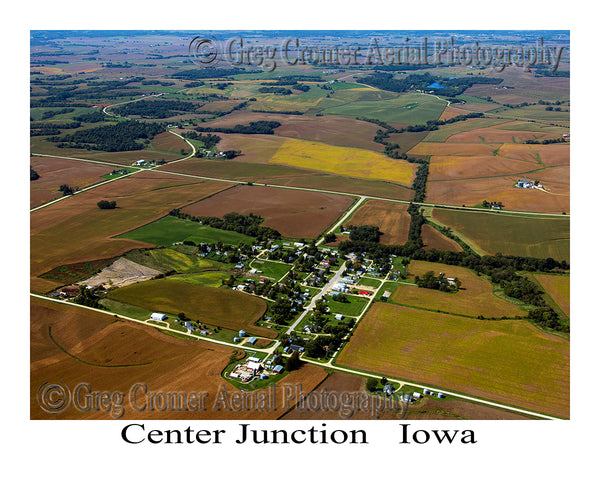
[181,184,354,239]
[81,257,161,288]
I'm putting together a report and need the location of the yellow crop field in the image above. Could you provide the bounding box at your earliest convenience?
[269,138,415,186]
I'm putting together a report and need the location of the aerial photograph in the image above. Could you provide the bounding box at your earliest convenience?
[29,29,570,424]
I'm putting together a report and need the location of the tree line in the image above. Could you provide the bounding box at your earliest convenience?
[194,120,281,135]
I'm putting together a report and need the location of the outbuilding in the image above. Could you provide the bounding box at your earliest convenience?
[273,365,284,374]
[151,312,166,321]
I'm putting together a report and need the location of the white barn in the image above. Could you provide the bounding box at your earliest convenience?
[151,312,166,321]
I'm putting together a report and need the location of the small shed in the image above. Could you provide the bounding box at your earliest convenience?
[246,337,257,345]
[239,330,246,338]
[273,365,284,374]
[334,314,343,321]
[437,392,445,399]
[151,312,166,321]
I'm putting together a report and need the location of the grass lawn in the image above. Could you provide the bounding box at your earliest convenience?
[116,215,255,247]
[251,259,292,281]
[326,294,369,317]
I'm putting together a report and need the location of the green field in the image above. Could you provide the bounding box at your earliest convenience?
[314,92,447,124]
[432,209,570,262]
[251,260,292,281]
[106,278,275,338]
[169,271,231,288]
[336,302,570,418]
[326,294,370,317]
[116,215,255,247]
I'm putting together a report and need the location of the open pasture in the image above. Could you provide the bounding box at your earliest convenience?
[30,172,229,293]
[431,208,570,262]
[107,278,274,338]
[423,117,509,142]
[117,215,255,247]
[181,184,354,239]
[345,199,411,245]
[336,302,570,418]
[30,156,115,208]
[391,260,526,318]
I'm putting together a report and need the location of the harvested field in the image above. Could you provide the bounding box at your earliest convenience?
[197,110,385,151]
[216,133,286,163]
[107,278,274,338]
[30,172,229,293]
[181,184,355,239]
[423,117,509,142]
[405,397,532,420]
[431,208,570,262]
[150,131,190,154]
[428,154,535,181]
[407,142,498,157]
[533,274,570,318]
[438,105,474,121]
[31,297,328,419]
[391,260,526,318]
[345,200,411,245]
[421,224,463,252]
[336,302,570,418]
[30,156,115,208]
[446,124,559,144]
[158,159,414,201]
[80,257,161,288]
[425,174,570,215]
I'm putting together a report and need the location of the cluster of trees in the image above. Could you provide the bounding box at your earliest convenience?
[170,67,249,80]
[524,137,567,145]
[73,285,102,309]
[258,86,292,95]
[59,184,76,196]
[30,167,40,181]
[73,110,106,123]
[194,120,281,135]
[481,200,504,209]
[360,72,502,97]
[182,130,221,149]
[97,200,117,209]
[114,99,199,119]
[348,225,381,243]
[49,119,164,152]
[168,209,281,241]
[415,270,461,292]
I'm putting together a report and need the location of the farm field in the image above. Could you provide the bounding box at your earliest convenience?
[31,297,327,419]
[30,156,116,208]
[269,138,416,185]
[431,209,570,262]
[391,260,527,318]
[117,215,256,247]
[425,173,570,214]
[336,302,569,418]
[158,158,414,201]
[315,92,447,124]
[345,199,411,245]
[149,131,191,154]
[30,172,229,293]
[420,224,463,252]
[533,273,570,318]
[106,278,274,338]
[192,110,385,151]
[181,184,355,239]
